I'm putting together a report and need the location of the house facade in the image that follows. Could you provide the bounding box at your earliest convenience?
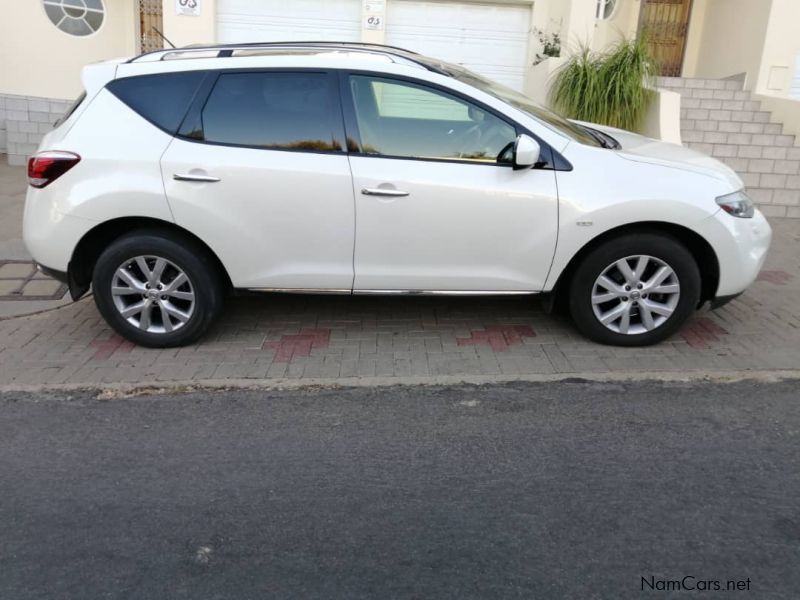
[1,0,799,213]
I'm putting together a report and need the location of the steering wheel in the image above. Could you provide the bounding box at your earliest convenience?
[452,122,516,161]
[451,123,484,158]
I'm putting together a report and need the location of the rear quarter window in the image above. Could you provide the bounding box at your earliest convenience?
[106,71,205,134]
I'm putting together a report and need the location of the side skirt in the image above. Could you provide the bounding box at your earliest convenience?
[243,288,539,297]
[354,290,538,296]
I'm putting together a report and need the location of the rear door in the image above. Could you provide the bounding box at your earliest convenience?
[160,70,355,290]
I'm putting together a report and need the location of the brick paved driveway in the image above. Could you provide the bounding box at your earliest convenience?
[0,220,798,388]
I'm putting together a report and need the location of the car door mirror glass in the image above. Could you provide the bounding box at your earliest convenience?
[513,134,540,170]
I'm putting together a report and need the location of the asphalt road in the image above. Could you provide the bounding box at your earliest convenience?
[1,380,799,599]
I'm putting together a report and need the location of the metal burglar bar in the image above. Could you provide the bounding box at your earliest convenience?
[139,0,164,53]
[638,0,693,77]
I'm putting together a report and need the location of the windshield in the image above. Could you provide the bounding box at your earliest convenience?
[431,61,603,147]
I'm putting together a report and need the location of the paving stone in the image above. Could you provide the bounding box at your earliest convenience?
[21,280,62,297]
[0,262,34,278]
[0,280,21,295]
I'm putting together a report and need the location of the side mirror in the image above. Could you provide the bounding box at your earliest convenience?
[513,134,541,170]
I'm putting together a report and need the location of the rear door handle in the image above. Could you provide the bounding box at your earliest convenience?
[361,188,409,197]
[173,173,221,183]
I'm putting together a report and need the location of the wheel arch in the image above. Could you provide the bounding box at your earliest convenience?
[547,221,720,313]
[68,217,232,300]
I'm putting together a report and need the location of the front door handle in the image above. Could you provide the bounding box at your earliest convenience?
[173,173,221,183]
[361,187,409,197]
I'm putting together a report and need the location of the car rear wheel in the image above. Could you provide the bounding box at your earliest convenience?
[568,233,701,346]
[92,230,225,347]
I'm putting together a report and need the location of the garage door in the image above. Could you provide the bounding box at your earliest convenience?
[385,1,531,91]
[217,0,362,44]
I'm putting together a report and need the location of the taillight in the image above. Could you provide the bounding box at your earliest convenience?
[27,151,81,188]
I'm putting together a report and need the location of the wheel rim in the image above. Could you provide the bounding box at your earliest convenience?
[111,256,195,334]
[591,255,680,335]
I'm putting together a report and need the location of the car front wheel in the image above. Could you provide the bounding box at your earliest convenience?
[568,233,701,346]
[92,230,225,347]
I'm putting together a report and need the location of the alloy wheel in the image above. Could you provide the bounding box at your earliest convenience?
[111,255,196,334]
[591,255,681,335]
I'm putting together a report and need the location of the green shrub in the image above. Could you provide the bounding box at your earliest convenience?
[549,37,657,131]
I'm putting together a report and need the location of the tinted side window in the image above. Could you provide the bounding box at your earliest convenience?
[349,75,516,163]
[200,72,339,151]
[107,72,205,133]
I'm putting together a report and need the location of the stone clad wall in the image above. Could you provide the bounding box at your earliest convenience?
[0,94,71,166]
[660,76,800,218]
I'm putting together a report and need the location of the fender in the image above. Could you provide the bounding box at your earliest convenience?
[546,146,730,291]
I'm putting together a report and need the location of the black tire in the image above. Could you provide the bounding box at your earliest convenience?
[92,229,225,348]
[568,232,701,346]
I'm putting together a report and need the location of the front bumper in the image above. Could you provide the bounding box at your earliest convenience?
[697,208,772,298]
[709,292,743,310]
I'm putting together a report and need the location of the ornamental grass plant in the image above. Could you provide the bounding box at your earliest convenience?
[549,36,657,131]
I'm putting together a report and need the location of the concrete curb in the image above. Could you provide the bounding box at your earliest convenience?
[2,369,800,397]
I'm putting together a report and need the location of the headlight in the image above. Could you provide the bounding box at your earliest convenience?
[716,190,755,218]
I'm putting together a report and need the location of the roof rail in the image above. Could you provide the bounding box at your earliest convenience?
[125,41,448,75]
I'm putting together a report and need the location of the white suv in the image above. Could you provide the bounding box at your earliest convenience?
[24,42,771,348]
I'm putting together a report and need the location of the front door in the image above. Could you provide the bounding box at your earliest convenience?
[343,74,558,292]
[638,0,693,77]
[138,0,163,52]
[161,70,355,290]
